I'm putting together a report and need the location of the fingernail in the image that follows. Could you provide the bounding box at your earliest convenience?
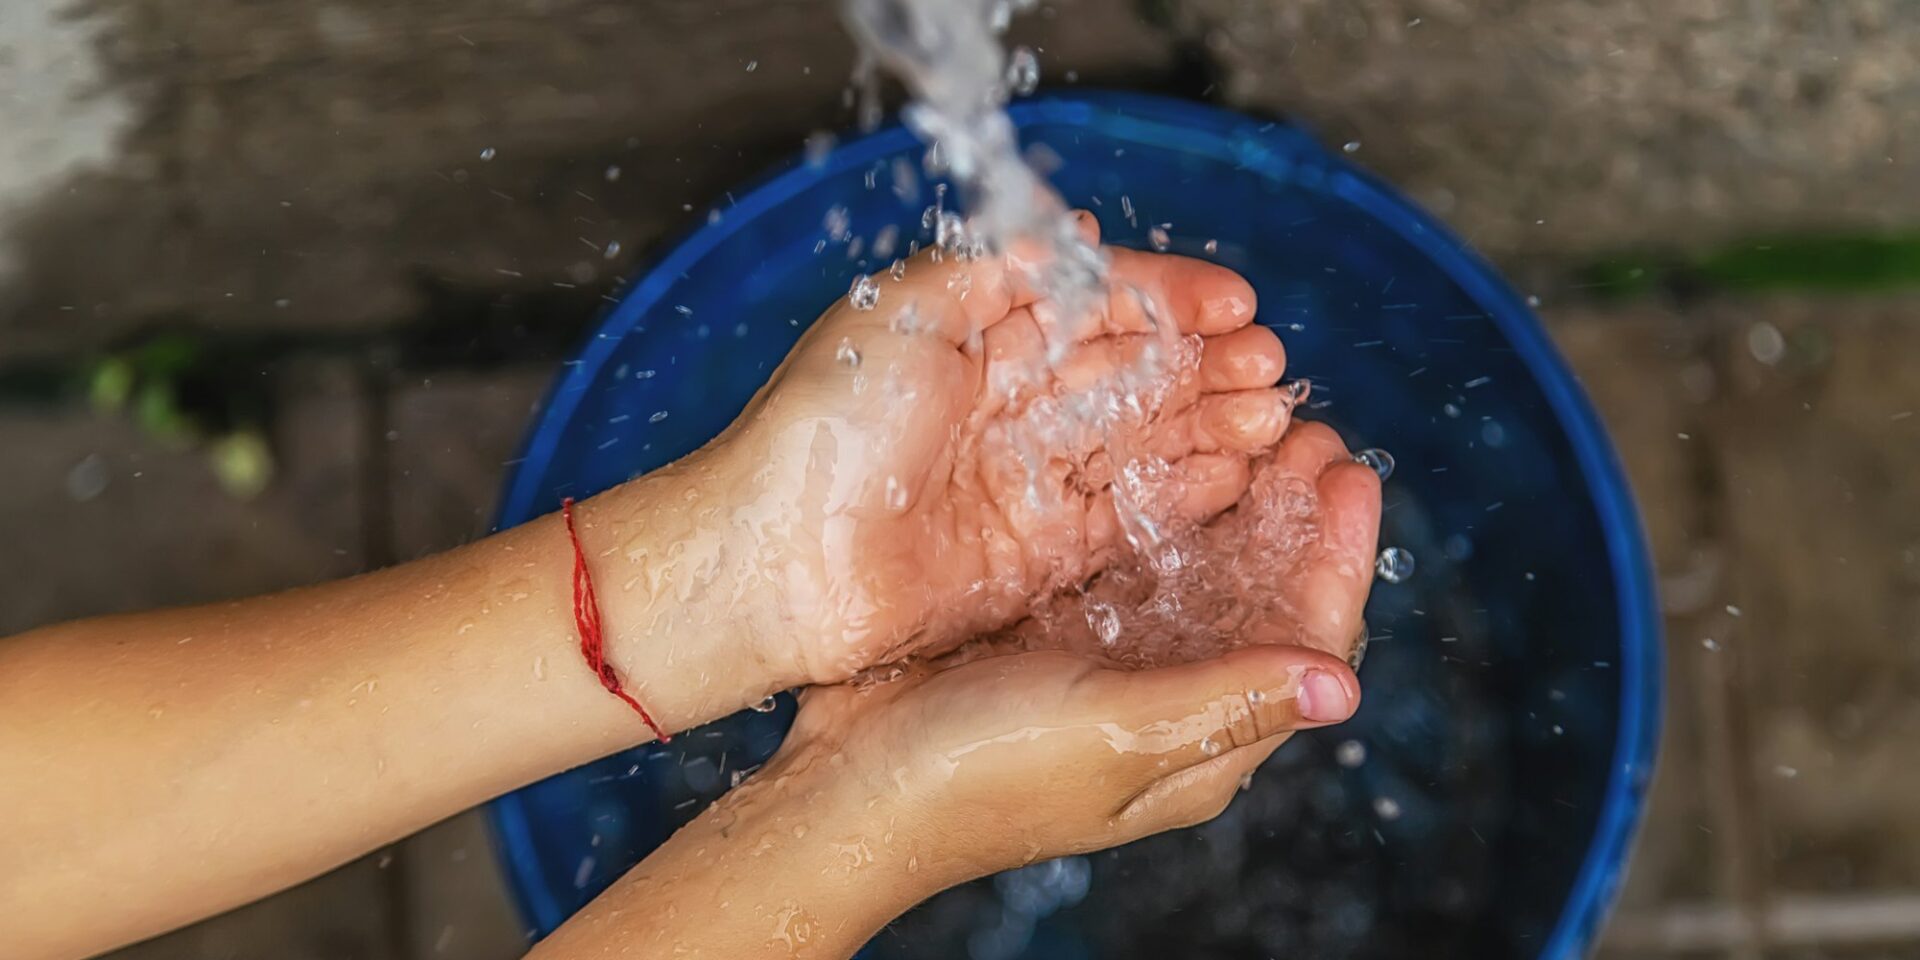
[1297,669,1355,723]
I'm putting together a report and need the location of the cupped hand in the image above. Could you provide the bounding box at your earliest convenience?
[713,213,1299,684]
[1005,418,1384,668]
[749,642,1360,888]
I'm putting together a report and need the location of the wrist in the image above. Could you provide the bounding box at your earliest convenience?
[578,449,809,732]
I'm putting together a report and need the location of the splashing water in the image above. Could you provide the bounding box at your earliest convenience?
[841,0,1350,668]
[1352,448,1396,481]
[848,273,881,311]
[1005,46,1039,96]
[839,0,1106,327]
[1375,547,1417,584]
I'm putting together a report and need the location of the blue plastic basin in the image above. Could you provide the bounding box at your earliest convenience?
[487,92,1660,960]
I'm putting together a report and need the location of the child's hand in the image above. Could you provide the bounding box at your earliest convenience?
[752,643,1360,889]
[1007,419,1384,667]
[704,213,1295,684]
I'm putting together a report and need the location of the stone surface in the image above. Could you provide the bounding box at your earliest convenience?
[1166,0,1920,266]
[1700,297,1920,896]
[399,812,527,960]
[109,853,402,960]
[1549,307,1727,917]
[385,365,555,560]
[0,0,1176,360]
[0,359,366,636]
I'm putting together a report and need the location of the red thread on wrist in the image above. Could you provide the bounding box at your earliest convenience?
[561,497,670,743]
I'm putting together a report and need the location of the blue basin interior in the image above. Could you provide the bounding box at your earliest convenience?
[486,92,1660,960]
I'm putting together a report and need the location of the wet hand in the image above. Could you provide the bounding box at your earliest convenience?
[759,643,1360,889]
[710,213,1298,684]
[1007,419,1384,668]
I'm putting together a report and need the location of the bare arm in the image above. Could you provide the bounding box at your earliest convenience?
[0,445,803,960]
[527,733,934,960]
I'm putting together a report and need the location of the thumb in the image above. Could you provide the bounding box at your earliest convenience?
[1081,645,1361,782]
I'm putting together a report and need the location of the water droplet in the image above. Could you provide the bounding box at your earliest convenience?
[1526,294,1543,308]
[1006,46,1040,96]
[66,453,108,502]
[602,240,621,260]
[1086,602,1121,647]
[1238,773,1255,791]
[1199,737,1221,757]
[1702,637,1721,651]
[649,411,669,424]
[1335,740,1367,768]
[1147,225,1171,251]
[935,210,968,254]
[1204,238,1219,255]
[823,205,851,242]
[836,337,862,367]
[889,258,908,281]
[533,656,547,680]
[479,146,496,160]
[1375,546,1416,583]
[745,59,758,72]
[1725,604,1743,617]
[848,274,880,311]
[1373,796,1402,820]
[1352,448,1395,480]
[1774,765,1799,779]
[1283,379,1313,406]
[750,696,779,713]
[1443,402,1462,418]
[1747,321,1786,364]
[604,165,621,182]
[1342,141,1361,154]
[989,0,1012,33]
[884,474,908,510]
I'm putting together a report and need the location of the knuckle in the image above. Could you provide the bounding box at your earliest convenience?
[1216,690,1268,750]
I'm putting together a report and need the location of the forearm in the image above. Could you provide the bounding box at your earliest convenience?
[528,745,944,960]
[0,448,802,959]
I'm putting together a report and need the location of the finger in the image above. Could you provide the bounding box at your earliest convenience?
[979,306,1048,415]
[1173,453,1251,522]
[1050,333,1172,396]
[1193,388,1292,454]
[1295,460,1383,658]
[1197,324,1286,392]
[1114,732,1289,830]
[866,235,1053,346]
[1273,419,1352,478]
[1004,210,1110,349]
[1105,247,1258,336]
[1081,644,1359,783]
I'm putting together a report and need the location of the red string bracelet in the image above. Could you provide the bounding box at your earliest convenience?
[561,497,670,743]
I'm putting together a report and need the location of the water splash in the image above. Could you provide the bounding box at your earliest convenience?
[1375,546,1416,584]
[1352,448,1395,481]
[840,0,1353,669]
[840,0,1107,328]
[848,273,881,311]
[1005,46,1039,96]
